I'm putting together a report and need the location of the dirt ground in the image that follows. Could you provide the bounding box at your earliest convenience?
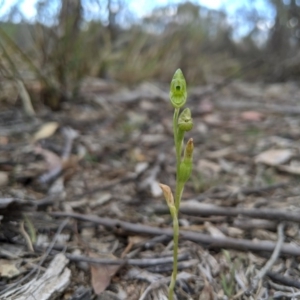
[1,78,300,299]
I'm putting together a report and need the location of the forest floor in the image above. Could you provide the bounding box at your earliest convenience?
[1,78,300,299]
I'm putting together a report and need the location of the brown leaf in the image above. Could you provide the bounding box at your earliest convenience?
[255,149,293,166]
[199,279,214,300]
[203,113,222,126]
[204,221,226,238]
[159,183,174,207]
[277,164,300,175]
[34,145,62,170]
[89,252,120,295]
[0,136,8,145]
[205,147,232,159]
[197,159,221,178]
[33,122,59,142]
[0,259,23,278]
[34,145,62,182]
[241,111,264,122]
[121,236,148,258]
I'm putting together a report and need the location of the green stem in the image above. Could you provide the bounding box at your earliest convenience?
[174,182,184,213]
[168,208,179,300]
[173,108,180,165]
[177,129,184,166]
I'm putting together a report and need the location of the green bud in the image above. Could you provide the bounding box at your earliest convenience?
[178,108,193,132]
[170,69,187,108]
[178,138,194,184]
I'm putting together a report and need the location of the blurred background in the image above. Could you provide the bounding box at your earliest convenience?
[0,0,299,109]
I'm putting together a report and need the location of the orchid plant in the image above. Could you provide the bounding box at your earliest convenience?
[159,69,194,300]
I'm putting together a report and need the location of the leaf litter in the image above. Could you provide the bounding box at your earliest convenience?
[2,79,300,299]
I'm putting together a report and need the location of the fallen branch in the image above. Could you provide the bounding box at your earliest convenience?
[198,182,288,201]
[233,219,277,231]
[266,271,300,289]
[246,222,285,295]
[240,182,287,196]
[154,203,300,223]
[51,212,300,256]
[65,252,189,267]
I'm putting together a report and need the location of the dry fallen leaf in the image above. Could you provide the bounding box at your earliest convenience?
[89,252,120,295]
[128,235,148,248]
[203,113,222,126]
[197,159,221,178]
[0,259,23,278]
[33,122,59,142]
[255,149,293,166]
[199,279,214,300]
[0,136,8,145]
[34,145,62,168]
[204,222,226,238]
[277,163,300,175]
[241,111,264,122]
[205,147,232,159]
[34,145,62,182]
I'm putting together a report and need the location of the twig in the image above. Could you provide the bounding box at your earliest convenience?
[61,127,78,161]
[19,221,34,252]
[268,281,295,293]
[246,222,285,295]
[142,235,171,250]
[241,182,287,195]
[16,79,35,117]
[273,290,300,298]
[266,271,300,289]
[233,219,277,231]
[154,203,300,223]
[65,252,189,266]
[196,182,288,200]
[146,259,199,273]
[50,212,300,256]
[31,243,189,267]
[139,278,169,300]
[0,218,69,296]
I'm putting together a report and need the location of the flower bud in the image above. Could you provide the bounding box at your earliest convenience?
[178,108,193,132]
[169,69,187,108]
[178,138,194,184]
